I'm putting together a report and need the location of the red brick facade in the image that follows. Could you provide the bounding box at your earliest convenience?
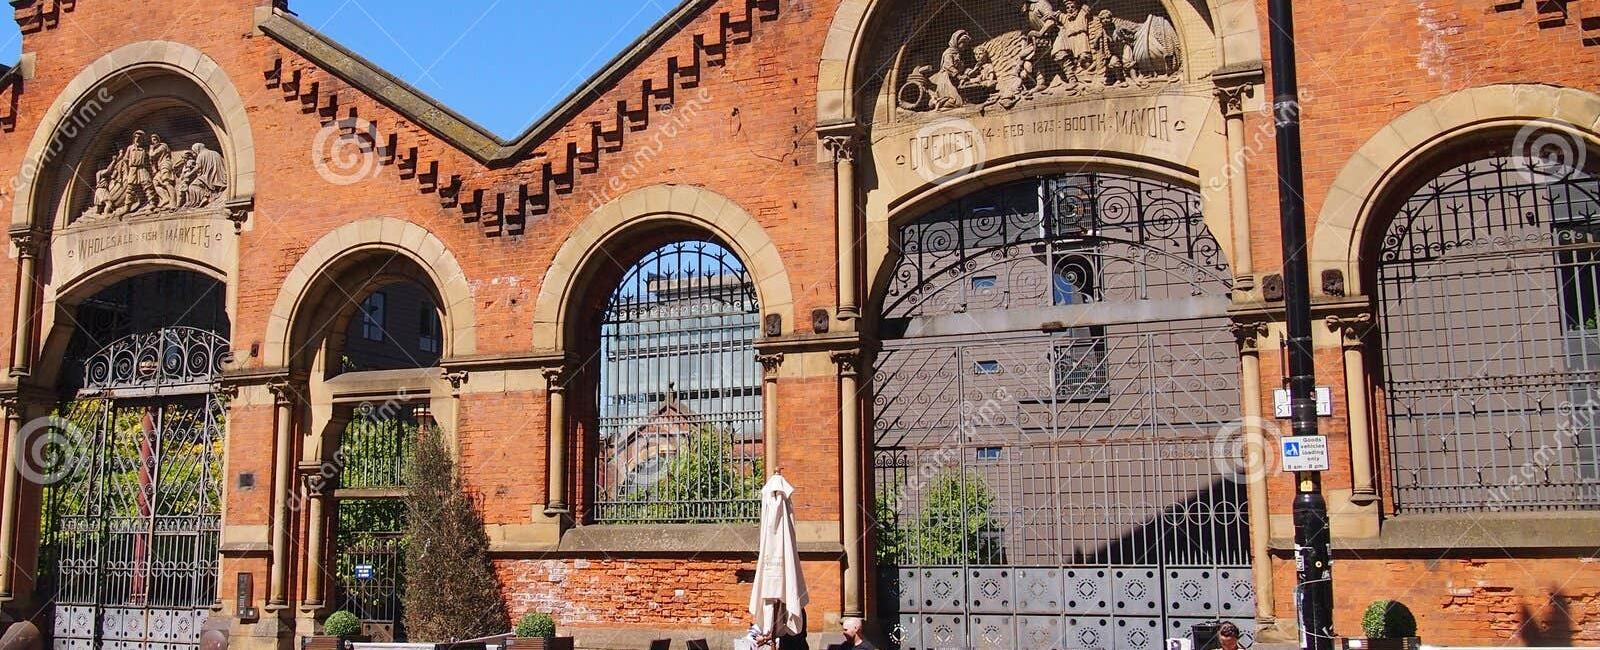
[0,0,1595,647]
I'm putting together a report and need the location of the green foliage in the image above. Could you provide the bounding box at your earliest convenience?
[339,405,417,489]
[614,427,762,523]
[322,611,362,637]
[39,396,227,587]
[513,613,556,638]
[874,469,1005,566]
[1361,600,1418,639]
[401,424,508,641]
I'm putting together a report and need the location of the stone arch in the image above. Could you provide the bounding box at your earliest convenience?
[264,217,476,369]
[1308,84,1600,295]
[815,0,1263,125]
[8,40,256,230]
[32,257,229,389]
[532,184,795,350]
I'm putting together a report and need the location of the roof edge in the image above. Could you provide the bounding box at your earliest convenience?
[256,0,714,166]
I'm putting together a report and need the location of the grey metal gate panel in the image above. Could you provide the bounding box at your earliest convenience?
[1377,156,1600,512]
[872,173,1254,649]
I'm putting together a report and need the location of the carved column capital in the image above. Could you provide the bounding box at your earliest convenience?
[830,350,862,377]
[300,468,328,498]
[225,197,254,234]
[266,378,296,406]
[821,134,858,164]
[1214,83,1255,119]
[756,353,785,377]
[1326,312,1375,350]
[1230,321,1269,353]
[442,369,469,394]
[540,366,568,393]
[8,228,45,259]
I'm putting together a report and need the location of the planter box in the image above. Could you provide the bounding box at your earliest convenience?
[1342,637,1420,650]
[502,638,573,650]
[303,636,370,650]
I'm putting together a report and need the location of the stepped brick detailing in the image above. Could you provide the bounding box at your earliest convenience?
[261,0,781,239]
[10,0,75,34]
[1492,0,1600,45]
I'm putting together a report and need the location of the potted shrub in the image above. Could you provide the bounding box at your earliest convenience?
[506,613,572,650]
[303,610,369,650]
[1342,600,1420,650]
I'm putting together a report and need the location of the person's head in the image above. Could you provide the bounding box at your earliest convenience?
[1218,622,1241,650]
[841,617,864,641]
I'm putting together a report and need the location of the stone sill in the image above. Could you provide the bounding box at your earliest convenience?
[492,523,845,558]
[1269,510,1600,554]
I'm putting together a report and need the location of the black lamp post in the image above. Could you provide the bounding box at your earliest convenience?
[1265,1,1335,649]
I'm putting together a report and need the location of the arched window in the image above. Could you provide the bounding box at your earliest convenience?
[1377,155,1600,512]
[591,240,765,524]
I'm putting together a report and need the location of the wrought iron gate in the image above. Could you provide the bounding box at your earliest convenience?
[872,174,1255,650]
[332,403,419,641]
[42,327,228,650]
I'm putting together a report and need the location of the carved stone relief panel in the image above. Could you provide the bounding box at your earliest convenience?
[68,106,227,224]
[891,0,1182,115]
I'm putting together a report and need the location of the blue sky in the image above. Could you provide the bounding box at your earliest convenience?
[1,1,678,137]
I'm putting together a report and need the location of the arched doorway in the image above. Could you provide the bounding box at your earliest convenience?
[38,270,229,650]
[871,172,1254,650]
[324,278,444,641]
[1374,153,1600,512]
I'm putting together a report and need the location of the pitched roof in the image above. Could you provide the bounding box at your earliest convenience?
[255,0,716,164]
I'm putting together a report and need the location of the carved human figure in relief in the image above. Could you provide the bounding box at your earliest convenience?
[121,130,155,214]
[179,143,228,209]
[79,131,226,221]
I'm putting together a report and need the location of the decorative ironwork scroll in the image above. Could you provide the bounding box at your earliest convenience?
[79,327,231,395]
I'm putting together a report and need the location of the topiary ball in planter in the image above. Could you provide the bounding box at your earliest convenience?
[323,611,363,638]
[508,614,571,650]
[304,611,369,650]
[1343,600,1419,650]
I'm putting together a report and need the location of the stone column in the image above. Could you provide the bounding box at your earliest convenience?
[757,353,784,475]
[1231,322,1274,623]
[0,396,20,600]
[267,379,296,609]
[8,229,44,378]
[1215,83,1257,298]
[543,366,569,514]
[831,350,863,617]
[823,133,860,323]
[299,467,329,609]
[1328,313,1378,504]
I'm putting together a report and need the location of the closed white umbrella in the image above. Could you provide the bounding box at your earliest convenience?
[749,473,808,638]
